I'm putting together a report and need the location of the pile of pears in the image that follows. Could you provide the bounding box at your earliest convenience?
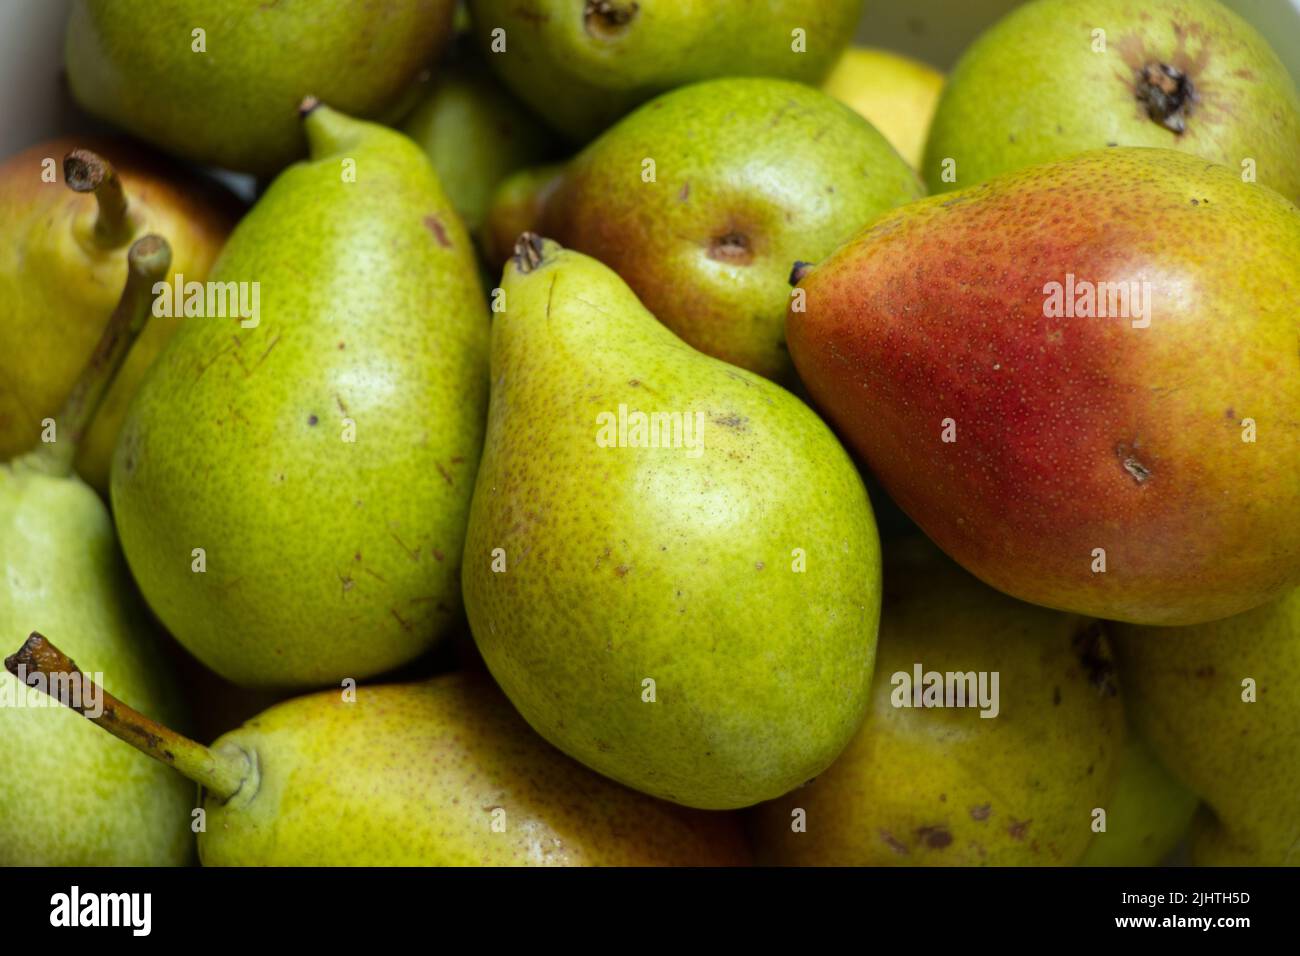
[1,0,1297,868]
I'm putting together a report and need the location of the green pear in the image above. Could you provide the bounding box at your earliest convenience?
[0,139,235,491]
[467,0,863,142]
[0,236,194,866]
[111,104,489,689]
[1080,732,1198,866]
[1113,587,1300,865]
[501,78,921,381]
[923,0,1300,200]
[788,148,1300,626]
[65,0,456,177]
[462,236,881,810]
[750,539,1124,866]
[402,43,558,236]
[822,46,945,170]
[6,636,752,866]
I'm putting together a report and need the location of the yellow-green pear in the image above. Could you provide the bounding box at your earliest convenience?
[1113,587,1300,865]
[65,0,456,177]
[0,138,235,491]
[462,236,882,810]
[923,0,1300,199]
[111,104,489,689]
[6,635,752,866]
[751,540,1125,865]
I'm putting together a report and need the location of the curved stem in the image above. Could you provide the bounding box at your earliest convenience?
[5,633,249,803]
[64,149,138,248]
[16,234,171,477]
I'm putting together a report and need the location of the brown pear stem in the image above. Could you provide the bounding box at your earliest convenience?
[64,149,138,248]
[5,633,249,803]
[17,234,171,477]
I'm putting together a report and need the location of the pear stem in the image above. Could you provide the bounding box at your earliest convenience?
[15,235,171,478]
[4,633,249,803]
[64,149,138,248]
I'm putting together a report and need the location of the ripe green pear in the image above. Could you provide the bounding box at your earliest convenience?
[468,0,863,142]
[1113,587,1300,865]
[402,44,557,236]
[111,104,489,689]
[6,636,751,866]
[750,540,1124,865]
[482,163,564,269]
[788,148,1300,626]
[509,78,921,380]
[0,139,234,491]
[1080,732,1198,866]
[923,0,1300,200]
[462,236,881,810]
[65,0,455,177]
[0,237,194,866]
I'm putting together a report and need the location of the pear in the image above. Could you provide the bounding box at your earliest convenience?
[462,235,881,810]
[65,0,456,177]
[402,43,557,237]
[6,635,751,866]
[0,236,195,866]
[111,103,489,689]
[481,163,565,270]
[1079,732,1198,866]
[750,539,1124,866]
[0,139,235,491]
[467,0,863,142]
[922,0,1300,200]
[503,78,921,381]
[788,147,1300,626]
[1112,587,1300,865]
[823,46,945,170]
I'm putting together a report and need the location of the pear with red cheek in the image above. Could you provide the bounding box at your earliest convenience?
[787,147,1300,626]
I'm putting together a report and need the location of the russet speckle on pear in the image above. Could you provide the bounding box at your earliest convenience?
[0,137,236,492]
[788,147,1300,626]
[923,0,1300,200]
[750,540,1125,866]
[520,77,922,381]
[65,0,456,177]
[468,0,864,142]
[111,105,489,689]
[461,237,881,810]
[1113,586,1300,865]
[200,672,751,866]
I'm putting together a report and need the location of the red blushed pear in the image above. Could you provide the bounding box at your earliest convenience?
[787,147,1300,626]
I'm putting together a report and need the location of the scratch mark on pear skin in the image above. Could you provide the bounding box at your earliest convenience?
[389,530,420,562]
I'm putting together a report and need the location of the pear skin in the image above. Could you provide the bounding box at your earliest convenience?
[65,0,455,177]
[1113,587,1300,865]
[1080,732,1198,866]
[531,78,922,381]
[750,540,1124,866]
[468,0,863,142]
[823,46,944,170]
[788,148,1300,625]
[111,105,489,689]
[922,0,1300,200]
[462,237,881,810]
[201,673,752,865]
[482,163,565,271]
[0,138,235,491]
